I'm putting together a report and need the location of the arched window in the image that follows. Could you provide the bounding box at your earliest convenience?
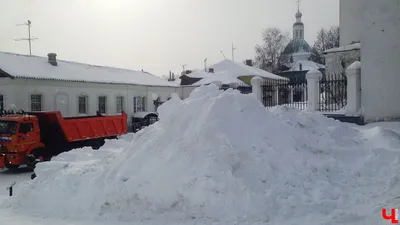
[78,95,88,114]
[31,94,42,111]
[116,96,124,113]
[98,96,107,114]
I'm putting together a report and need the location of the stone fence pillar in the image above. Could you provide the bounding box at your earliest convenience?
[345,61,361,116]
[251,77,264,103]
[306,69,323,111]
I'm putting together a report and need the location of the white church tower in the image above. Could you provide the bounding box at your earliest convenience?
[278,0,325,73]
[293,5,304,40]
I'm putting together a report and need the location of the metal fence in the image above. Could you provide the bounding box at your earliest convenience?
[261,77,308,109]
[318,73,347,112]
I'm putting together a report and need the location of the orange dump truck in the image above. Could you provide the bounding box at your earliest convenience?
[0,110,127,169]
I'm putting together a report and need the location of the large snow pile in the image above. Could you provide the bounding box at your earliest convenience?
[2,84,400,225]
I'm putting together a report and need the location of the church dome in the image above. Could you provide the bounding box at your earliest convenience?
[282,39,312,55]
[295,11,302,18]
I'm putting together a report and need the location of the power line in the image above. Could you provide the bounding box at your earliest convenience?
[14,20,38,55]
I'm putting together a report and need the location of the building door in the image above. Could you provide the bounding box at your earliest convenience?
[55,93,69,117]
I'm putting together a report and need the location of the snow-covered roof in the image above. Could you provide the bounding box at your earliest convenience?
[0,51,179,87]
[187,59,284,80]
[323,43,361,54]
[192,71,248,86]
[285,60,325,72]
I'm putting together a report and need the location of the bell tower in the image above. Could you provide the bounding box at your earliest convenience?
[293,0,304,39]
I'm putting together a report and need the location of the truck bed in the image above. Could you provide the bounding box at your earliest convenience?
[28,111,128,143]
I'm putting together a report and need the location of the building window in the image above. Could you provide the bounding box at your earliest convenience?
[78,96,88,114]
[98,96,107,114]
[116,96,124,113]
[133,96,147,113]
[31,94,42,111]
[0,95,3,111]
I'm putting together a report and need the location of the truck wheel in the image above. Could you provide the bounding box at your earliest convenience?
[91,139,105,150]
[27,148,46,169]
[5,165,20,170]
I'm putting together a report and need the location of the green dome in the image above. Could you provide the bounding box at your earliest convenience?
[282,39,312,55]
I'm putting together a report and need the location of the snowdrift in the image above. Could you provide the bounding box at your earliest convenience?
[3,84,400,225]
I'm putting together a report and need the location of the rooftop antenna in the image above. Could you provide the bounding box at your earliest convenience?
[204,58,207,72]
[220,51,227,59]
[182,64,187,72]
[14,20,38,55]
[232,42,236,61]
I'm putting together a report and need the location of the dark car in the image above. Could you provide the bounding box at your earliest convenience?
[131,112,159,133]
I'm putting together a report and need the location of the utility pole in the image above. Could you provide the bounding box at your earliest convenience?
[204,58,207,72]
[14,20,38,55]
[232,42,236,61]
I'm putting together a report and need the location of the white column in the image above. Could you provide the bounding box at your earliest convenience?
[345,61,361,116]
[306,69,323,111]
[251,77,263,103]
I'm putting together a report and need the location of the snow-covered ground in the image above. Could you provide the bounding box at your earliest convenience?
[1,84,400,225]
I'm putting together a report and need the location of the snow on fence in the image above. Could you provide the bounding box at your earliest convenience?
[227,62,362,116]
[213,62,361,116]
[318,73,347,113]
[260,77,308,110]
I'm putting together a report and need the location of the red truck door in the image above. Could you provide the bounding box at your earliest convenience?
[18,122,36,147]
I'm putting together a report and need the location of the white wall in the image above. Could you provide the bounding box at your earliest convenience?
[324,49,360,76]
[0,78,186,120]
[361,0,400,122]
[339,0,365,46]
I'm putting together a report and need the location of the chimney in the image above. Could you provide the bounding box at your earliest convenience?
[47,53,57,66]
[245,59,253,66]
[299,63,303,71]
[208,68,214,73]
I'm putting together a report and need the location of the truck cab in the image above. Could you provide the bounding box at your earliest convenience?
[0,112,43,169]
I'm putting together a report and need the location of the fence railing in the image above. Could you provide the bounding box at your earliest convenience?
[215,72,348,114]
[261,77,308,109]
[318,73,347,112]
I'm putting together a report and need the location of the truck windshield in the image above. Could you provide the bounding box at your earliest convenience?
[0,121,17,135]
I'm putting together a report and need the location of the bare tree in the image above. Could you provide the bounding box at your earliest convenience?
[311,26,340,64]
[254,28,289,73]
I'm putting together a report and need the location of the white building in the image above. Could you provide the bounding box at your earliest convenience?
[180,59,285,86]
[0,52,195,124]
[279,7,325,74]
[325,0,400,122]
